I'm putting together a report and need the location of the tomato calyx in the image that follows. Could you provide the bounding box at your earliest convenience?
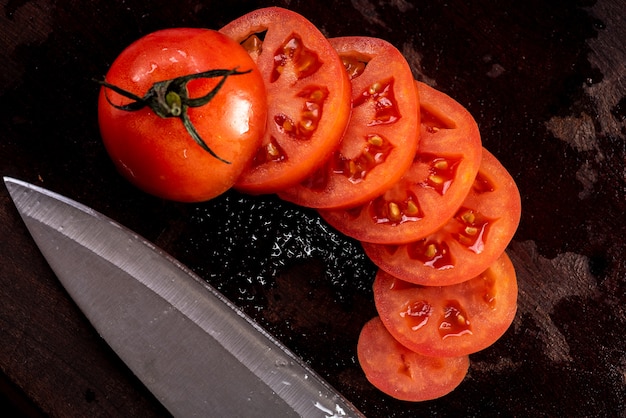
[97,67,251,164]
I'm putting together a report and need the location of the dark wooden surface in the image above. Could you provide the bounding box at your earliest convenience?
[1,0,625,416]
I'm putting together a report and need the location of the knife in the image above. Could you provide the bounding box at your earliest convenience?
[4,177,364,418]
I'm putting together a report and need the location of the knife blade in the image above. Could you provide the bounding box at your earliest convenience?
[4,177,364,418]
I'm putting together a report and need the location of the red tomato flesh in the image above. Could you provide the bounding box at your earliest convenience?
[373,251,518,357]
[220,7,352,194]
[357,317,469,401]
[319,81,482,244]
[278,36,420,209]
[363,147,521,285]
[98,28,267,202]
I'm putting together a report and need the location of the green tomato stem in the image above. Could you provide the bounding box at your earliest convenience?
[96,67,252,164]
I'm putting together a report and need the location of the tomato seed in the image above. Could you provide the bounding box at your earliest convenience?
[429,174,445,185]
[388,202,401,221]
[465,226,479,236]
[368,134,384,147]
[434,160,449,170]
[282,119,294,132]
[309,89,324,101]
[424,243,437,259]
[461,211,475,224]
[369,82,382,94]
[406,200,419,216]
[267,142,280,158]
[299,118,315,132]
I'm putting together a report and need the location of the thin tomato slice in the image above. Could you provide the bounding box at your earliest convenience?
[278,36,420,209]
[220,7,351,194]
[363,147,521,285]
[373,252,518,358]
[319,81,482,244]
[357,317,469,401]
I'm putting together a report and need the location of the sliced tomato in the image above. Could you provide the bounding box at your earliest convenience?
[220,7,351,194]
[278,36,420,209]
[319,81,482,244]
[357,317,469,402]
[363,147,521,285]
[373,251,517,358]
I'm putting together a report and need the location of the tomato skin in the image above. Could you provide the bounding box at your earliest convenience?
[363,147,522,286]
[278,36,420,209]
[373,252,518,358]
[357,317,469,402]
[220,7,352,194]
[98,28,267,202]
[319,81,482,244]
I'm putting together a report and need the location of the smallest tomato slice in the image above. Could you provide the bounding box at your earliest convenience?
[374,251,518,358]
[357,317,469,402]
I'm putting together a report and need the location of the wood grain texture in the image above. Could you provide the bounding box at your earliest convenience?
[1,0,624,416]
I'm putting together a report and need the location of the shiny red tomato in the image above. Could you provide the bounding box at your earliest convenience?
[98,28,267,202]
[357,317,469,401]
[220,7,352,194]
[278,36,420,209]
[319,81,482,244]
[373,252,518,358]
[363,147,522,286]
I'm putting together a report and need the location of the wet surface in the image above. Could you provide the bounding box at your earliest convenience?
[1,0,625,416]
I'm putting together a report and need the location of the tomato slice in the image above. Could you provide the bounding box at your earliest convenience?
[278,36,420,209]
[220,7,352,194]
[319,81,482,244]
[363,147,521,285]
[357,317,469,401]
[373,251,517,358]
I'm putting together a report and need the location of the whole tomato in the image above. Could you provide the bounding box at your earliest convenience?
[98,28,267,202]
